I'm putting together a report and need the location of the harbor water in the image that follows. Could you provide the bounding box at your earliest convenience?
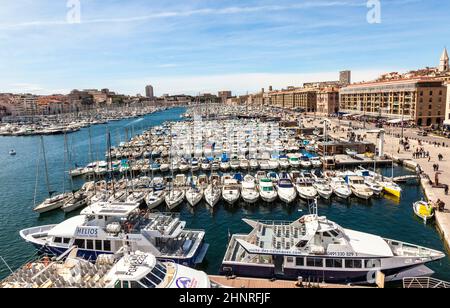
[1,107,450,283]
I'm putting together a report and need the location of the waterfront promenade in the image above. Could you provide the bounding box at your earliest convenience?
[307,117,450,251]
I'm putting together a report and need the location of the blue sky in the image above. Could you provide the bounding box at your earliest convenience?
[0,0,449,96]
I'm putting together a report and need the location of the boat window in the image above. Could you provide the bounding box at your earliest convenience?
[95,240,102,250]
[86,240,94,250]
[286,257,294,263]
[326,259,343,268]
[63,238,71,245]
[153,263,167,280]
[296,240,308,248]
[130,281,144,288]
[345,259,362,269]
[145,271,164,286]
[120,281,130,289]
[141,277,157,289]
[296,257,304,266]
[329,230,339,237]
[54,237,63,244]
[322,232,332,238]
[103,240,111,251]
[74,239,85,249]
[306,258,323,268]
[365,260,381,268]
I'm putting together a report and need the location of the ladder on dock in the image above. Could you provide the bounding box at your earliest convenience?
[393,175,419,183]
[403,277,450,289]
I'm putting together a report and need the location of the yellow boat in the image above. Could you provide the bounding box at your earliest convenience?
[379,181,402,198]
[413,201,435,223]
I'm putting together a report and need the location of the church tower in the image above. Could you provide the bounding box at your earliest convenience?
[439,47,449,72]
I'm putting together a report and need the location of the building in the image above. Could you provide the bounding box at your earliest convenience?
[317,88,340,115]
[145,85,154,99]
[304,70,352,88]
[269,88,317,112]
[339,78,447,126]
[439,48,449,73]
[445,82,450,126]
[218,91,232,104]
[340,70,351,85]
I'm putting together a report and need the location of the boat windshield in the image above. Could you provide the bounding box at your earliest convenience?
[139,262,167,288]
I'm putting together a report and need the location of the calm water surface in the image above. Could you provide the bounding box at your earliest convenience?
[0,107,449,283]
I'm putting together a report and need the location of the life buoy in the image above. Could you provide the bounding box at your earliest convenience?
[26,263,32,270]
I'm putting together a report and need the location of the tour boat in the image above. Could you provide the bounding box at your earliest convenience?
[21,203,209,266]
[221,212,445,284]
[0,249,211,288]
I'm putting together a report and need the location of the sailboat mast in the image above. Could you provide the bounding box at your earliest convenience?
[40,136,52,197]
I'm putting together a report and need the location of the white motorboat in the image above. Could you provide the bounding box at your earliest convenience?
[364,178,384,196]
[288,155,301,168]
[249,159,259,170]
[330,177,352,199]
[201,159,211,171]
[220,161,230,172]
[165,189,185,210]
[279,157,290,169]
[258,178,278,203]
[258,160,271,170]
[310,157,323,168]
[277,174,297,203]
[313,179,333,200]
[159,163,170,173]
[241,175,259,204]
[239,158,249,170]
[347,176,374,200]
[191,158,200,172]
[230,157,241,171]
[300,156,312,169]
[126,191,147,206]
[9,149,16,156]
[294,173,317,201]
[222,177,241,205]
[268,158,280,170]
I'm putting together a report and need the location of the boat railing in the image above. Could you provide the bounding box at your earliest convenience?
[20,225,54,237]
[403,277,450,289]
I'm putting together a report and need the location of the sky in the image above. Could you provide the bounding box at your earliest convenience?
[0,0,449,96]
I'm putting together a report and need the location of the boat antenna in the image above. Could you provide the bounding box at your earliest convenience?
[309,197,318,217]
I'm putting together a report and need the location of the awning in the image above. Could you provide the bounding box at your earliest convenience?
[444,120,450,126]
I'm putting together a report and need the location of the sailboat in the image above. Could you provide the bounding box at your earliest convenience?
[33,136,71,214]
[165,124,185,210]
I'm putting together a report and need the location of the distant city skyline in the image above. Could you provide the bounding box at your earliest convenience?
[1,0,449,96]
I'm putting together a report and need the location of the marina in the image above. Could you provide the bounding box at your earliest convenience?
[1,107,450,287]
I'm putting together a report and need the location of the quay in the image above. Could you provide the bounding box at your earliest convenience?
[209,276,372,289]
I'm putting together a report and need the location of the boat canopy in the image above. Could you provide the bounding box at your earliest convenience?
[81,202,140,217]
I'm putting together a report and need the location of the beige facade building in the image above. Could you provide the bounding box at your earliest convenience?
[269,88,317,112]
[340,78,447,126]
[317,88,340,115]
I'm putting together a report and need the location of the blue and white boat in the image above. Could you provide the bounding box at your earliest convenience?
[20,202,209,267]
